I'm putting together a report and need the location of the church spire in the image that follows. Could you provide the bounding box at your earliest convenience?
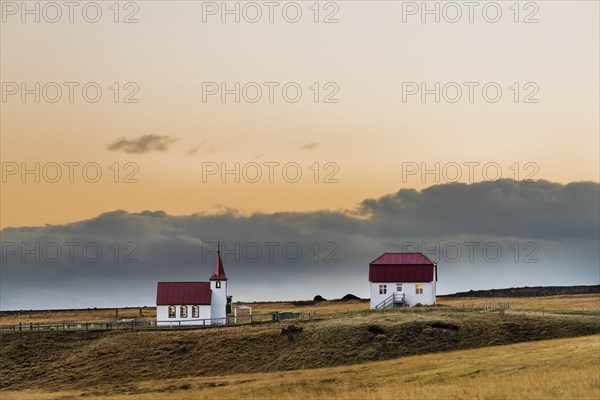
[210,241,227,281]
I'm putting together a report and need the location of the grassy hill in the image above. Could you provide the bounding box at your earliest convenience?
[1,334,599,399]
[2,307,599,393]
[1,294,599,399]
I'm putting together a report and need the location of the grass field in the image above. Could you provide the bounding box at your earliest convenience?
[2,293,598,325]
[439,294,600,314]
[1,294,599,399]
[2,334,599,399]
[0,307,156,325]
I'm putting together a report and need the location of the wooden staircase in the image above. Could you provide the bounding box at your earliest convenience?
[374,293,405,310]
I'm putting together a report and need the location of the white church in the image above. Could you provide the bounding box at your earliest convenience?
[156,245,230,326]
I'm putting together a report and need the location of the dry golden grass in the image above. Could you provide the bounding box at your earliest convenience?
[0,307,156,325]
[242,294,600,315]
[439,294,600,313]
[0,301,369,326]
[3,334,599,400]
[244,294,600,316]
[3,293,597,326]
[238,299,369,315]
[2,304,599,394]
[2,294,598,400]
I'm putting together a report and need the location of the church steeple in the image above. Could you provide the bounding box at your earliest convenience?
[210,241,227,281]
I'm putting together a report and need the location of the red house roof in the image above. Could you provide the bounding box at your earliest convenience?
[369,252,436,283]
[210,252,227,281]
[156,282,212,305]
[370,252,435,265]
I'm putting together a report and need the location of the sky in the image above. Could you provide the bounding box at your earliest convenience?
[1,1,599,309]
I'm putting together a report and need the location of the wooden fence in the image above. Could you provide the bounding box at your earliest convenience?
[0,311,315,335]
[456,301,511,313]
[482,300,510,313]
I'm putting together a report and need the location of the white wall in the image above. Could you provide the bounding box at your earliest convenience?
[370,281,436,308]
[156,304,212,326]
[210,280,227,323]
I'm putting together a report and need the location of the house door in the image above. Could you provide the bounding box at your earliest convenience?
[226,296,232,314]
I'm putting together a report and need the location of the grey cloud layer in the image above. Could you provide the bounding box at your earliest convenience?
[358,180,599,241]
[1,180,598,310]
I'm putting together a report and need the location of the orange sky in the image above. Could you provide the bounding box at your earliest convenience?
[1,1,598,228]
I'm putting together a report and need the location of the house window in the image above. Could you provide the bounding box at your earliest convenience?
[379,284,387,295]
[396,284,403,292]
[180,305,188,318]
[216,281,221,288]
[168,305,176,318]
[416,284,424,295]
[192,305,199,318]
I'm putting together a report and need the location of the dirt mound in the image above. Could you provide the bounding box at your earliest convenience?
[429,321,460,331]
[281,325,303,335]
[367,325,385,335]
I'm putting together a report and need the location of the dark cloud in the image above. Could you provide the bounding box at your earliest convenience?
[107,134,177,154]
[358,180,599,241]
[1,180,598,310]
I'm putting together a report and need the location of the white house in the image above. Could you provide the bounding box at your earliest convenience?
[369,252,437,309]
[156,246,230,326]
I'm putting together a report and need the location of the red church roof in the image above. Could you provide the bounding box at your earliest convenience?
[369,252,436,283]
[156,282,212,305]
[210,252,227,281]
